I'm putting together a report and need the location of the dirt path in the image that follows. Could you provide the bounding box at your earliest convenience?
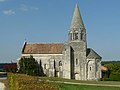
[0,82,5,90]
[0,78,9,90]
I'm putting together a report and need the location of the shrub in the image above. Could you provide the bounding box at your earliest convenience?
[18,56,41,76]
[4,63,17,73]
[101,74,120,81]
[7,73,58,90]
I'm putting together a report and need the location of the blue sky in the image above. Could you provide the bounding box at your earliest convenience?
[0,0,120,63]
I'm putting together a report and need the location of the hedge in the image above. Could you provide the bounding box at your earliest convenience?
[101,74,120,81]
[7,73,58,90]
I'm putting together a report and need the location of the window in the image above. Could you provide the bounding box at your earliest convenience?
[81,33,83,40]
[73,33,75,40]
[90,67,92,71]
[64,48,66,51]
[70,33,73,40]
[44,64,46,69]
[59,61,62,66]
[76,59,78,65]
[75,33,78,40]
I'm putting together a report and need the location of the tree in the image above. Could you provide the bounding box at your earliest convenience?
[18,56,39,76]
[4,63,17,73]
[104,63,120,75]
[103,62,120,81]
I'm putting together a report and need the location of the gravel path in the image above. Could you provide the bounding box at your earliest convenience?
[43,79,120,88]
[0,82,5,90]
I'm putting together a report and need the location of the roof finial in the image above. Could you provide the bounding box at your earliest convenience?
[76,3,79,8]
[23,38,27,45]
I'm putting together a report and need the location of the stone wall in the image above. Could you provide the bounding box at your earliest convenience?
[22,54,63,77]
[87,58,101,80]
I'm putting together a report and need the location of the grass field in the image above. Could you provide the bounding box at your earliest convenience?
[6,73,120,90]
[38,76,120,90]
[38,76,120,86]
[55,83,120,90]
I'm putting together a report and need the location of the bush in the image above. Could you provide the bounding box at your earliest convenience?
[7,73,58,90]
[109,74,120,81]
[102,61,120,81]
[101,74,120,81]
[18,56,41,76]
[4,63,17,73]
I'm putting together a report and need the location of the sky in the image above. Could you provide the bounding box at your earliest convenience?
[0,0,120,63]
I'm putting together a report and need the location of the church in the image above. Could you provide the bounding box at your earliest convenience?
[21,4,102,80]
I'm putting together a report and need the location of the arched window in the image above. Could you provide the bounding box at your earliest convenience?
[75,33,78,40]
[73,33,75,40]
[81,33,84,40]
[90,67,92,71]
[59,61,62,66]
[70,33,73,40]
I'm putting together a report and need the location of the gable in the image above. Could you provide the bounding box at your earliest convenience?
[22,42,64,54]
[86,48,102,59]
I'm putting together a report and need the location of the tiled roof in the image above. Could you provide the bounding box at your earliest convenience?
[101,66,108,71]
[22,42,64,54]
[86,48,102,59]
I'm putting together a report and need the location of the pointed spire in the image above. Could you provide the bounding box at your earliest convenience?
[70,4,85,29]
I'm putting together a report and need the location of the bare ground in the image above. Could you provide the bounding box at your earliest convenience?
[0,79,9,90]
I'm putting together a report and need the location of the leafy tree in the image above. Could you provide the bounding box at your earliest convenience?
[18,56,40,76]
[104,63,120,75]
[102,61,120,81]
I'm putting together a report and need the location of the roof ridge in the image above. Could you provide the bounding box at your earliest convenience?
[22,42,64,54]
[27,42,64,44]
[87,48,102,59]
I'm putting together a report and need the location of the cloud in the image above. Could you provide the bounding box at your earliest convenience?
[20,4,28,12]
[2,4,39,16]
[20,4,39,12]
[3,9,15,15]
[0,0,6,2]
[31,7,39,10]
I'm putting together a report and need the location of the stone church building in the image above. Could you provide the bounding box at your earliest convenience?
[21,4,102,80]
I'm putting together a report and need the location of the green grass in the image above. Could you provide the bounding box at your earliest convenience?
[7,73,120,90]
[38,76,120,90]
[38,76,120,86]
[55,83,120,90]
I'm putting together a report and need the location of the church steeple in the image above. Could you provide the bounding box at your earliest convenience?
[69,4,86,42]
[67,4,87,80]
[70,3,85,29]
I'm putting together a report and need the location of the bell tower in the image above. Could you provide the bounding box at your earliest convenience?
[68,4,87,80]
[68,4,86,42]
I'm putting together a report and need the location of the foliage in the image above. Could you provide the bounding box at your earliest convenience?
[0,63,7,69]
[7,73,57,90]
[101,61,120,81]
[101,61,120,65]
[104,64,120,74]
[7,73,120,90]
[18,56,40,76]
[0,69,4,72]
[4,63,17,73]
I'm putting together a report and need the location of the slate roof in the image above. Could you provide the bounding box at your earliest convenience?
[70,4,85,29]
[87,48,102,59]
[22,42,64,54]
